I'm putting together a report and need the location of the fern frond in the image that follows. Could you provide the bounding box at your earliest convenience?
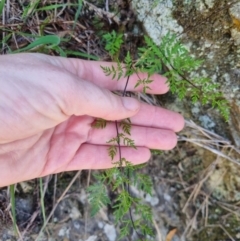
[119,220,132,240]
[102,30,123,56]
[113,191,134,223]
[116,60,124,80]
[119,119,131,135]
[87,182,110,216]
[108,145,117,160]
[136,173,152,195]
[123,136,136,148]
[124,51,134,77]
[100,65,111,76]
[100,63,124,81]
[92,118,107,129]
[106,137,118,144]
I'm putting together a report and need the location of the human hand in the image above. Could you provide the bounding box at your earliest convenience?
[0,53,184,187]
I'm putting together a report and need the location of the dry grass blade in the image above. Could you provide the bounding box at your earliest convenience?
[18,211,40,241]
[138,94,240,166]
[179,120,240,165]
[182,155,220,213]
[206,224,235,241]
[152,218,163,241]
[182,166,227,238]
[84,170,92,240]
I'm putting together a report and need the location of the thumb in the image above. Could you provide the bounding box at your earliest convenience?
[61,78,140,120]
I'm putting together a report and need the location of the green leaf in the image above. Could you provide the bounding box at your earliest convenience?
[10,184,17,235]
[73,0,83,29]
[65,50,99,60]
[39,178,46,225]
[0,0,6,17]
[36,3,78,11]
[22,0,40,19]
[12,35,61,53]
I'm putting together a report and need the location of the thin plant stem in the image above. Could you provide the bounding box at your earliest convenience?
[10,184,18,235]
[39,177,46,226]
[114,73,144,240]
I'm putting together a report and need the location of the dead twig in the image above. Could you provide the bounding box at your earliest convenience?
[83,0,120,25]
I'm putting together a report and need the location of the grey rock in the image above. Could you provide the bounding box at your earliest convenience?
[103,224,116,241]
[85,236,97,241]
[132,0,240,146]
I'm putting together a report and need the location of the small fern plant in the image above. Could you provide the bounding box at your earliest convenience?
[88,32,229,240]
[137,33,229,120]
[102,30,124,60]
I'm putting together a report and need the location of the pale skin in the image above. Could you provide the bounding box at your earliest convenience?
[0,53,184,187]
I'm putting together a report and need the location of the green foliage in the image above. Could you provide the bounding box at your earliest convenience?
[89,32,230,240]
[102,30,123,57]
[124,51,134,76]
[22,0,41,19]
[108,145,117,160]
[39,178,46,226]
[134,173,152,195]
[73,0,83,29]
[91,118,107,129]
[65,50,99,60]
[100,32,228,106]
[137,33,229,120]
[101,50,153,94]
[0,0,6,17]
[101,60,124,80]
[36,3,78,11]
[107,133,136,149]
[119,118,131,135]
[118,220,132,240]
[87,174,111,216]
[113,190,134,222]
[150,149,162,155]
[10,184,17,235]
[88,169,154,238]
[11,35,61,53]
[134,77,153,93]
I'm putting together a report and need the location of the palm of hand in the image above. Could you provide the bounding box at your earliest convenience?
[0,53,184,187]
[1,116,93,182]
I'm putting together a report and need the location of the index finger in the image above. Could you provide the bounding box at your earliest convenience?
[54,57,169,94]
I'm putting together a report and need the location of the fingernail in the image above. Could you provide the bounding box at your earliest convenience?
[122,97,140,112]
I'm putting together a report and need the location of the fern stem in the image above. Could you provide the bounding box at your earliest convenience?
[115,74,144,240]
[158,48,202,91]
[116,71,131,168]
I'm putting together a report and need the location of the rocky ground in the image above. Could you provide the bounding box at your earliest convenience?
[0,1,240,241]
